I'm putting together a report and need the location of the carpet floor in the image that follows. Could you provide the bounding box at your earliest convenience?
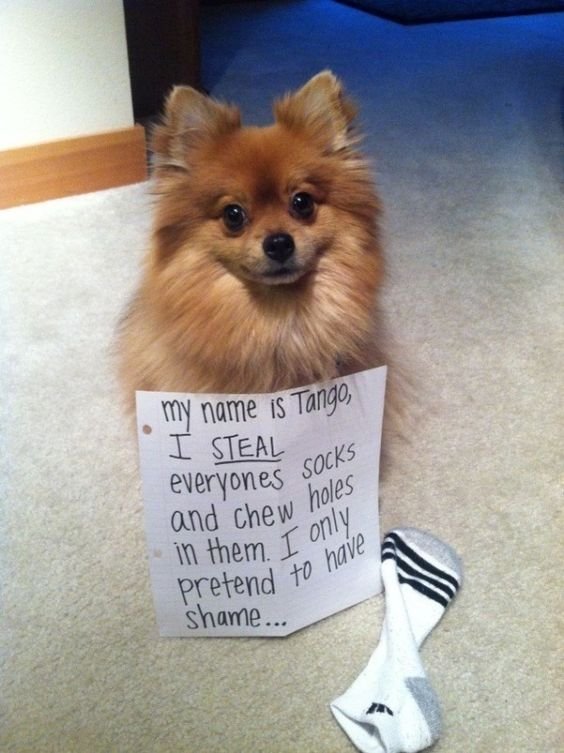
[1,1,563,751]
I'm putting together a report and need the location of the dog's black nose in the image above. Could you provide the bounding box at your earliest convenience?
[262,233,295,263]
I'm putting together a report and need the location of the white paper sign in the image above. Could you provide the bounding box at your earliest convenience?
[136,366,386,637]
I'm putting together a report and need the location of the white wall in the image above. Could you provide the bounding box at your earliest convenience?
[0,0,134,150]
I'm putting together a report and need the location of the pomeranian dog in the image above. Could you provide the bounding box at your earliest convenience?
[118,71,394,411]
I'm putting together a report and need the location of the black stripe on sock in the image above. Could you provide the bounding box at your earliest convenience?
[381,548,455,606]
[397,574,450,608]
[382,550,456,599]
[382,532,460,590]
[381,542,457,594]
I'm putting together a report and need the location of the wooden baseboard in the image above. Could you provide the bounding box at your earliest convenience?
[0,125,147,210]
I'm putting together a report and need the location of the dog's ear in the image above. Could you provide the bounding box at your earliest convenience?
[274,71,357,153]
[151,86,241,173]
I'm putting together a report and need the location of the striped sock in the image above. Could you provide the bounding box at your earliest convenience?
[330,528,462,753]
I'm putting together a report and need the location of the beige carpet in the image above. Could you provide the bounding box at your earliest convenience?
[1,1,563,751]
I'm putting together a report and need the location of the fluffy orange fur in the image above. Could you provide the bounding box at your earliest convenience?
[118,71,391,406]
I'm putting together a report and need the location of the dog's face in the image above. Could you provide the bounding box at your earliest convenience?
[150,72,380,289]
[179,125,342,286]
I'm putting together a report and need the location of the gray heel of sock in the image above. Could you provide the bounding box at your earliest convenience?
[405,677,442,741]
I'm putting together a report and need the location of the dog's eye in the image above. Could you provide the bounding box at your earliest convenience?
[222,204,247,232]
[290,192,315,219]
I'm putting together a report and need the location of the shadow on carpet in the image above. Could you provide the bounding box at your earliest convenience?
[337,0,564,24]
